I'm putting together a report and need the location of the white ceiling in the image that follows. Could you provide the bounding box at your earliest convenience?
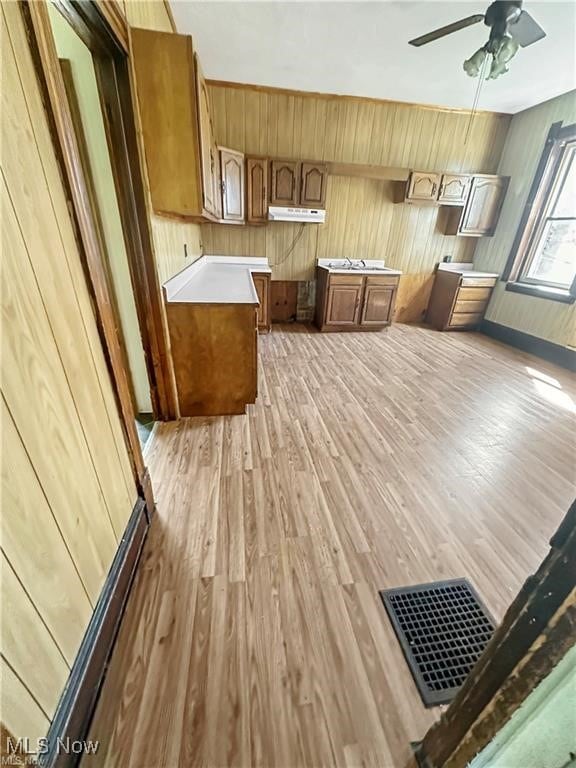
[170,1,576,114]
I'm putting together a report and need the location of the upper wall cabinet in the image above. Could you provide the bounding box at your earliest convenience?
[270,160,300,206]
[246,157,269,224]
[437,174,471,206]
[300,162,328,208]
[458,175,509,236]
[405,171,441,202]
[130,28,221,222]
[219,147,245,222]
[270,160,329,209]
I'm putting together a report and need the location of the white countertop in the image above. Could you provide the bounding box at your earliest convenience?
[317,259,403,276]
[438,262,499,279]
[163,256,271,304]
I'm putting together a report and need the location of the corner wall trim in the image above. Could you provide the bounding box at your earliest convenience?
[481,320,576,372]
[38,499,149,768]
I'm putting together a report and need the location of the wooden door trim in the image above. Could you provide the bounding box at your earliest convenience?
[58,56,138,415]
[54,0,176,421]
[23,0,158,503]
[417,499,576,768]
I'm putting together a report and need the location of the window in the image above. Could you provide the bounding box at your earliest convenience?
[505,122,576,303]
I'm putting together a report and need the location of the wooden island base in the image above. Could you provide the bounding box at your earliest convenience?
[166,303,258,416]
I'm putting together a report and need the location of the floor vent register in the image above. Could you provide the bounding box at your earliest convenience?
[379,578,496,706]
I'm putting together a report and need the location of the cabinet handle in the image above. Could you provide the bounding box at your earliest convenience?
[221,179,226,195]
[432,182,437,197]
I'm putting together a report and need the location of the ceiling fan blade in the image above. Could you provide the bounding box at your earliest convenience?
[510,10,546,47]
[409,14,485,47]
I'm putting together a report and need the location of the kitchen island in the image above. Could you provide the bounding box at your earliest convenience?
[163,256,271,416]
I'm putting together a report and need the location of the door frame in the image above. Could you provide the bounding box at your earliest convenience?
[24,0,176,506]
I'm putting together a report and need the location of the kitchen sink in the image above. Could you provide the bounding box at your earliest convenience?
[328,261,388,271]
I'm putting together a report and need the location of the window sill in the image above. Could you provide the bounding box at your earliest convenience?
[505,282,575,304]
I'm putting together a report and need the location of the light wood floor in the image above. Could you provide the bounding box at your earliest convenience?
[86,324,575,768]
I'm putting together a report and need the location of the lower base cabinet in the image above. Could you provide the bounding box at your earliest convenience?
[165,302,258,416]
[315,269,400,331]
[426,270,497,330]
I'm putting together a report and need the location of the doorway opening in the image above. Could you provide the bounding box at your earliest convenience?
[46,3,155,448]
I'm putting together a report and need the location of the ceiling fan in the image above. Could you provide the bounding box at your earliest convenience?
[409,1,546,79]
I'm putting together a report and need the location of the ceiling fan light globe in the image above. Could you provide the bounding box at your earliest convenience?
[463,46,488,77]
[487,34,520,78]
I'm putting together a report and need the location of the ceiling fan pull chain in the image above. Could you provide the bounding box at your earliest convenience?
[464,53,489,145]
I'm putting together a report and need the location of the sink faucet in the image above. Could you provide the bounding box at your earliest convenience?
[345,256,353,267]
[359,259,366,268]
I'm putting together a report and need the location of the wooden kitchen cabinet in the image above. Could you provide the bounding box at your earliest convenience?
[315,270,400,331]
[427,268,498,331]
[130,28,221,221]
[458,175,509,236]
[405,171,441,202]
[246,157,269,223]
[437,174,471,205]
[195,55,221,219]
[270,160,300,206]
[166,303,257,416]
[270,160,328,209]
[219,147,245,222]
[252,272,271,332]
[440,174,509,237]
[325,277,364,326]
[300,162,328,208]
[360,279,396,325]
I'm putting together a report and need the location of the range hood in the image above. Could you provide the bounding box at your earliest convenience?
[268,206,326,223]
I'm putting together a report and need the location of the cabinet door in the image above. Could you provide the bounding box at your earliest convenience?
[406,171,441,201]
[300,162,328,208]
[130,29,203,217]
[360,285,395,325]
[246,157,269,223]
[325,283,363,326]
[270,160,299,206]
[252,273,270,331]
[438,174,471,205]
[459,175,509,236]
[195,55,219,217]
[219,147,245,221]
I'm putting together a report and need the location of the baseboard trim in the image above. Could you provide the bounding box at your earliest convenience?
[481,320,576,372]
[39,499,149,767]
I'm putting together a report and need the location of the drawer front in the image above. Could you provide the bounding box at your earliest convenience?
[457,286,493,302]
[453,298,489,314]
[449,312,484,328]
[328,274,365,286]
[365,275,399,287]
[461,276,497,287]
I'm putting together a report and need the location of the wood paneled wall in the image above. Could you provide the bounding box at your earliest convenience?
[1,2,137,744]
[202,83,511,319]
[124,0,203,285]
[474,90,576,348]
